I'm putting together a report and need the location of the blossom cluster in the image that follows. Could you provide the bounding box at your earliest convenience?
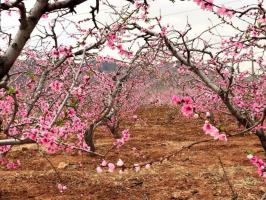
[57,183,67,193]
[51,46,72,58]
[0,157,21,169]
[96,159,151,174]
[202,121,227,141]
[247,154,266,182]
[172,95,194,117]
[114,129,130,147]
[172,95,227,141]
[96,158,125,174]
[194,0,233,17]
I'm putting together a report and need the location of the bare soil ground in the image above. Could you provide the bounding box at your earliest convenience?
[0,106,265,200]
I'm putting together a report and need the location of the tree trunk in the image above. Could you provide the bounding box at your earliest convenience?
[256,129,266,153]
[84,124,95,153]
[107,121,121,139]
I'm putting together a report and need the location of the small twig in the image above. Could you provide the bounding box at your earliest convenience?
[40,150,62,183]
[218,156,238,200]
[123,138,214,169]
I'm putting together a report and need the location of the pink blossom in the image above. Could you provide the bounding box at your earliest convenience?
[57,183,67,193]
[159,27,167,37]
[218,134,227,141]
[247,154,253,160]
[83,75,90,82]
[116,159,124,167]
[101,160,107,167]
[211,129,220,139]
[145,164,151,169]
[216,5,233,17]
[132,115,138,120]
[6,160,20,169]
[108,163,115,172]
[248,154,266,182]
[122,129,130,142]
[51,48,59,57]
[182,96,193,104]
[49,80,63,92]
[115,129,130,147]
[193,0,202,5]
[181,104,194,117]
[203,121,215,134]
[0,145,11,154]
[172,95,181,104]
[203,121,227,141]
[96,166,103,173]
[201,0,214,11]
[193,113,199,119]
[134,164,140,172]
[258,17,266,24]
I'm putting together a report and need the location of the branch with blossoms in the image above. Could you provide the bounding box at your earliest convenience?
[96,137,213,174]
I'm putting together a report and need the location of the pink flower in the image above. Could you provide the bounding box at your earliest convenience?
[134,164,140,172]
[132,115,138,120]
[172,95,181,104]
[0,145,11,154]
[57,183,67,193]
[101,160,107,167]
[49,80,63,92]
[6,160,20,169]
[181,104,194,117]
[51,48,59,57]
[96,166,103,173]
[159,26,167,37]
[193,0,202,5]
[247,154,253,160]
[83,75,90,82]
[218,134,227,141]
[258,17,266,24]
[217,5,233,17]
[145,164,151,169]
[108,163,115,172]
[122,129,130,142]
[248,154,266,182]
[211,130,220,139]
[182,96,193,104]
[193,113,199,119]
[116,159,124,167]
[201,0,213,11]
[203,121,216,134]
[114,130,130,147]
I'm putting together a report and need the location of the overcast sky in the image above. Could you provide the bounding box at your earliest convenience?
[1,0,260,38]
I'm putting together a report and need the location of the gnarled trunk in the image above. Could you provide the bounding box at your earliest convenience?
[106,121,121,139]
[84,124,95,153]
[256,129,266,153]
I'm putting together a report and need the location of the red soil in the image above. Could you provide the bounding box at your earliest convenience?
[0,106,265,200]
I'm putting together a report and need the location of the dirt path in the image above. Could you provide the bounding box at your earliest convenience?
[0,106,265,200]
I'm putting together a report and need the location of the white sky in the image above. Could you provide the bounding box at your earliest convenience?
[1,0,260,39]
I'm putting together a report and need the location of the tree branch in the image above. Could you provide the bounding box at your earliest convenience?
[46,0,87,12]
